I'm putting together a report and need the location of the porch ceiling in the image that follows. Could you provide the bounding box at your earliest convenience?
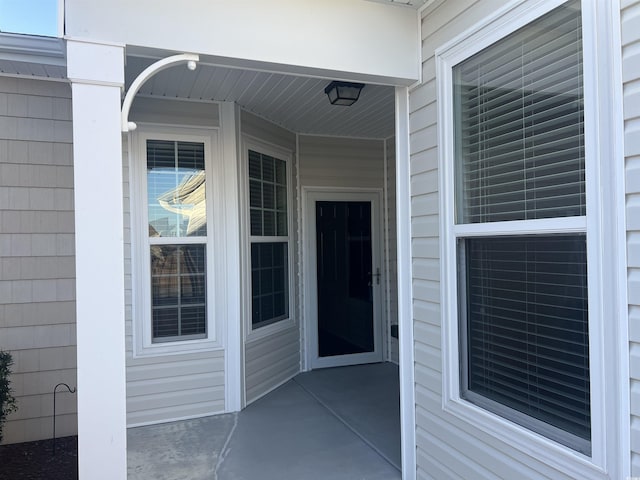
[365,0,429,7]
[125,55,396,139]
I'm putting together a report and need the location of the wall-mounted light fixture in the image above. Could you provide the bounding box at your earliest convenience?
[324,81,365,106]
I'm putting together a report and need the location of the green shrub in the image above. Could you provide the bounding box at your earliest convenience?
[0,350,17,443]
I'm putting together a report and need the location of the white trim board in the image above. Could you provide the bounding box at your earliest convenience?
[220,102,243,413]
[383,137,392,363]
[395,86,416,480]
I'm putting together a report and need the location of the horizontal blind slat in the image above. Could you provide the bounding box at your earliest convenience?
[458,19,581,83]
[454,0,584,225]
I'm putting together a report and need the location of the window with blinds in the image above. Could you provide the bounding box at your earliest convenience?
[454,0,584,224]
[151,244,207,339]
[147,139,208,342]
[452,0,591,454]
[459,235,590,453]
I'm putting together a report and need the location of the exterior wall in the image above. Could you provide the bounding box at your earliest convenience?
[385,136,399,364]
[124,99,225,426]
[128,97,220,128]
[120,103,394,418]
[245,327,299,404]
[410,1,584,478]
[622,0,640,474]
[64,1,419,85]
[0,76,76,444]
[241,111,296,149]
[299,134,400,367]
[298,135,384,189]
[240,111,301,405]
[298,134,390,367]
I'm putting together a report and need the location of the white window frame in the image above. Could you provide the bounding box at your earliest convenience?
[240,136,295,342]
[130,126,224,356]
[437,0,628,478]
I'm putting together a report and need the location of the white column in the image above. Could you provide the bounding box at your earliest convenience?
[220,101,243,412]
[67,40,127,480]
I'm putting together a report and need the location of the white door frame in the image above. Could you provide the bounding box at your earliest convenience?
[303,187,385,370]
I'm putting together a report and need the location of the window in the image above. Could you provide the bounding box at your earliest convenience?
[147,140,208,342]
[132,130,219,355]
[247,148,291,330]
[459,235,589,452]
[447,0,592,455]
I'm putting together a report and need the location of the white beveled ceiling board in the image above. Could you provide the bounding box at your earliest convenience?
[0,58,66,78]
[125,55,396,139]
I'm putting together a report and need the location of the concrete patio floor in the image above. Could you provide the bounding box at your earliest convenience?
[127,363,401,480]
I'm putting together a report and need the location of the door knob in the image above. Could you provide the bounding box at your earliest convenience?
[368,268,381,285]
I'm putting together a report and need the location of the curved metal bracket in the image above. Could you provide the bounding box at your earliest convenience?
[121,53,199,132]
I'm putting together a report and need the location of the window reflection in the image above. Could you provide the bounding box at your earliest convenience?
[147,140,206,237]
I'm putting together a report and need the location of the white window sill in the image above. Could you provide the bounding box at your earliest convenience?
[133,337,223,358]
[245,317,296,343]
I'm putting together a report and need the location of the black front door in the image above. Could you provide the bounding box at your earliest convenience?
[316,201,374,358]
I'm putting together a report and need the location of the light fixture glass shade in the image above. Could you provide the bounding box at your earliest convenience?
[324,81,365,106]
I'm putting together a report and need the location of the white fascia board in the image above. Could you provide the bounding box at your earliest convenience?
[65,0,420,84]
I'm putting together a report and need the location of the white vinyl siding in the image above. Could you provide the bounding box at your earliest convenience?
[123,97,220,128]
[622,0,640,474]
[240,110,300,405]
[298,135,385,189]
[124,99,225,426]
[0,76,77,444]
[126,350,225,425]
[241,111,296,148]
[413,5,457,477]
[245,327,299,404]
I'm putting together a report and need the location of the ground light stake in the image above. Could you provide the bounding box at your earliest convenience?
[53,383,76,455]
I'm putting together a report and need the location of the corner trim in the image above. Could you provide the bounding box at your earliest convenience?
[395,86,416,480]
